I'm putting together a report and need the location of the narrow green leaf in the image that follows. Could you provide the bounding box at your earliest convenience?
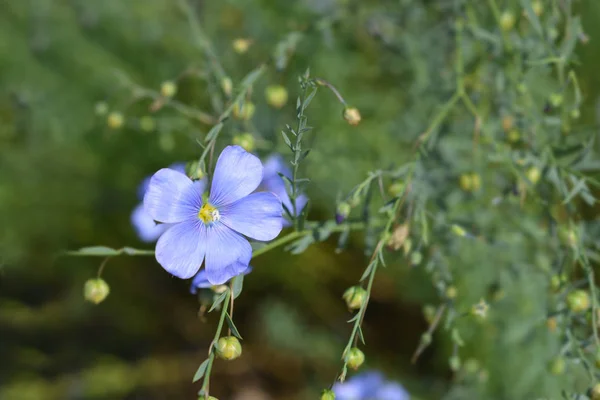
[281,130,293,149]
[360,261,375,282]
[208,290,228,313]
[225,312,243,340]
[562,178,588,204]
[192,358,210,383]
[520,0,542,35]
[232,274,244,299]
[67,246,119,256]
[241,66,264,88]
[357,326,366,345]
[205,122,223,142]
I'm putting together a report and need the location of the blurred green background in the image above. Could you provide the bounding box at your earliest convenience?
[1,0,600,399]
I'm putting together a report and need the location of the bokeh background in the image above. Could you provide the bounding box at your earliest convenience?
[1,0,600,399]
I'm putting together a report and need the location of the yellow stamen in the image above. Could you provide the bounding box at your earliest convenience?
[198,203,220,224]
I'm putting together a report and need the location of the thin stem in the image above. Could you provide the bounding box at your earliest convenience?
[201,288,231,398]
[315,78,347,106]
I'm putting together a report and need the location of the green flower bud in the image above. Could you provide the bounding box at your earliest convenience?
[343,107,361,126]
[549,93,563,108]
[216,336,242,360]
[336,202,352,224]
[549,357,565,375]
[500,11,516,31]
[343,286,367,310]
[221,77,233,97]
[160,81,177,98]
[232,133,255,152]
[387,181,404,198]
[567,290,591,313]
[84,278,110,304]
[265,85,288,109]
[139,116,156,132]
[591,384,600,400]
[507,129,520,143]
[345,348,365,370]
[420,332,432,345]
[321,389,336,400]
[446,286,458,300]
[94,101,109,116]
[107,112,124,129]
[410,252,423,266]
[232,101,255,121]
[550,275,562,291]
[423,305,436,325]
[449,355,461,372]
[570,109,581,120]
[464,358,480,374]
[532,0,543,16]
[451,224,467,238]
[526,167,541,185]
[232,38,252,54]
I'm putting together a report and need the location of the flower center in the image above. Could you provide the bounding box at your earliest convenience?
[198,203,220,224]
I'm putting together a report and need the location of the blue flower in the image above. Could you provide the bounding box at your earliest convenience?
[261,154,308,226]
[144,145,283,284]
[131,163,187,243]
[333,371,409,400]
[190,265,253,294]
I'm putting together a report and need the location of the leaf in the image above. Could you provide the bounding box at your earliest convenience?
[347,313,360,323]
[241,66,265,88]
[192,358,209,383]
[299,149,311,162]
[302,87,318,111]
[225,312,243,340]
[451,328,465,347]
[232,274,244,299]
[281,130,293,149]
[360,261,375,282]
[562,178,589,205]
[205,122,223,142]
[67,246,119,256]
[286,234,314,254]
[560,16,582,60]
[520,0,542,36]
[208,290,228,313]
[357,326,366,345]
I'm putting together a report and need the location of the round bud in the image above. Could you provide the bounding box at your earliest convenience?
[532,1,543,16]
[517,83,528,94]
[451,224,467,238]
[265,85,288,109]
[449,355,461,372]
[94,101,109,116]
[507,129,520,143]
[459,174,472,192]
[591,384,600,400]
[216,336,242,361]
[464,358,480,374]
[470,173,481,191]
[139,116,156,132]
[232,38,252,54]
[549,93,563,108]
[107,112,124,129]
[567,290,591,313]
[336,202,352,225]
[232,101,255,121]
[232,133,255,152]
[160,81,177,98]
[420,332,432,345]
[423,305,436,325]
[221,77,233,97]
[343,286,367,310]
[84,278,110,304]
[526,167,541,185]
[549,357,565,375]
[410,252,423,266]
[570,109,581,120]
[446,286,458,300]
[387,181,404,198]
[321,389,336,400]
[500,11,516,31]
[345,348,365,370]
[343,107,361,126]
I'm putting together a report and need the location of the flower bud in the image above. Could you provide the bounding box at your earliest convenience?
[221,77,233,97]
[232,133,255,152]
[507,129,520,143]
[567,290,591,313]
[532,0,543,16]
[410,251,423,266]
[570,108,580,120]
[343,286,367,310]
[216,336,242,360]
[232,38,252,54]
[232,101,255,121]
[420,332,432,345]
[84,278,110,304]
[526,167,541,185]
[107,112,124,129]
[387,181,404,198]
[94,101,109,116]
[451,224,467,238]
[336,202,351,224]
[549,93,563,108]
[388,224,410,251]
[423,305,436,324]
[265,85,288,109]
[139,116,156,132]
[500,11,515,31]
[160,81,177,98]
[549,357,565,375]
[591,384,600,400]
[343,107,361,126]
[449,355,461,372]
[321,390,336,400]
[446,286,457,300]
[345,348,365,370]
[470,173,481,191]
[459,174,472,192]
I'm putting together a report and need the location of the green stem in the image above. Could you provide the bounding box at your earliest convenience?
[201,288,231,398]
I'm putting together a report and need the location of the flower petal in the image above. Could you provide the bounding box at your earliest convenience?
[204,224,252,285]
[155,220,207,279]
[209,145,263,206]
[144,169,204,223]
[190,270,212,293]
[131,203,169,242]
[220,192,283,241]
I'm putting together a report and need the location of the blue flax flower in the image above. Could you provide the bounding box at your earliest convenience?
[261,154,308,226]
[131,163,186,242]
[144,145,283,284]
[190,265,253,294]
[333,371,409,400]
